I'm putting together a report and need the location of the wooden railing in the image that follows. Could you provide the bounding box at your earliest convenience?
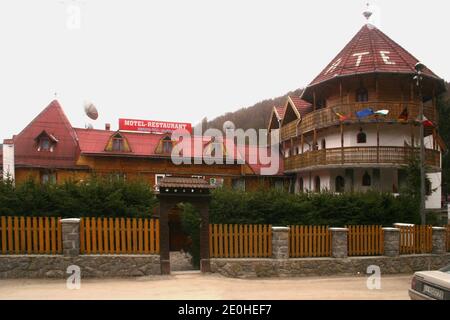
[280,101,436,139]
[209,224,272,258]
[289,225,331,258]
[280,120,299,141]
[0,216,62,254]
[284,147,440,171]
[398,225,433,254]
[80,217,160,254]
[347,225,384,256]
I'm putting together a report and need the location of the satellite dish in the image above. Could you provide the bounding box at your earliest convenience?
[223,120,236,132]
[84,101,99,120]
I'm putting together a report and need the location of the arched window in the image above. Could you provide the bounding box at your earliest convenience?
[298,177,304,193]
[335,176,345,193]
[357,128,367,144]
[426,180,432,196]
[362,171,371,187]
[112,135,124,152]
[356,87,368,102]
[162,136,173,154]
[321,139,326,150]
[314,176,321,193]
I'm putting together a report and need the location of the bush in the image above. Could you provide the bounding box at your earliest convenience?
[0,176,158,218]
[209,188,420,227]
[179,203,201,268]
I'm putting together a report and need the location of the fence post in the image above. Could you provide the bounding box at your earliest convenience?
[432,227,446,254]
[271,227,289,259]
[61,218,81,257]
[383,227,400,257]
[330,228,348,258]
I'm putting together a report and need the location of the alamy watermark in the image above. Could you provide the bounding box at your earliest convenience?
[169,121,280,175]
[66,265,81,290]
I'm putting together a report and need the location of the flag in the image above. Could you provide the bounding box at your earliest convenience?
[356,108,374,119]
[334,111,349,121]
[423,116,434,128]
[398,108,408,122]
[374,110,389,116]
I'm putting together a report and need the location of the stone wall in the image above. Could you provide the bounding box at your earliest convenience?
[0,255,160,279]
[210,254,450,278]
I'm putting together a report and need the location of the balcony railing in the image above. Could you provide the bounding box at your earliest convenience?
[284,146,440,172]
[280,101,436,141]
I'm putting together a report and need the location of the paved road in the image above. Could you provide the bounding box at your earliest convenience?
[0,272,412,300]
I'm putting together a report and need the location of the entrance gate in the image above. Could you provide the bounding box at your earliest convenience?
[156,177,214,274]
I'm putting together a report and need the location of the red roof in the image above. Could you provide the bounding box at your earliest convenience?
[305,24,442,90]
[275,106,286,119]
[13,100,81,169]
[288,96,313,117]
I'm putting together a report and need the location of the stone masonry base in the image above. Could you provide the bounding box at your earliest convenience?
[0,255,161,279]
[211,254,450,278]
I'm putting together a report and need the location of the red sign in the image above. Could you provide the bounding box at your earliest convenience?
[119,118,192,134]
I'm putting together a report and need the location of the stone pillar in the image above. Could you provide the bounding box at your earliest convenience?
[61,218,80,257]
[330,228,348,258]
[383,227,400,257]
[432,227,446,254]
[272,227,289,259]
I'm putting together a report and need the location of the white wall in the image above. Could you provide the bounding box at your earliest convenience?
[2,142,15,181]
[296,124,419,153]
[426,172,442,209]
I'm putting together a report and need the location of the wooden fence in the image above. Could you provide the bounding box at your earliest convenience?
[289,226,331,258]
[0,216,62,254]
[398,225,433,254]
[80,218,160,254]
[209,224,272,258]
[347,225,384,256]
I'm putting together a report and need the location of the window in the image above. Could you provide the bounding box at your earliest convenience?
[316,99,326,109]
[112,137,124,152]
[314,176,321,193]
[335,176,345,193]
[41,172,56,184]
[356,87,368,102]
[154,174,166,191]
[362,171,371,187]
[39,137,51,151]
[357,128,367,144]
[232,178,245,191]
[321,139,326,150]
[162,137,173,154]
[426,180,432,196]
[273,179,284,190]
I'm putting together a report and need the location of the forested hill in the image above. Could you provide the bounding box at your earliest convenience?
[205,88,303,131]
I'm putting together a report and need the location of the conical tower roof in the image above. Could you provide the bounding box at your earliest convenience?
[302,24,444,100]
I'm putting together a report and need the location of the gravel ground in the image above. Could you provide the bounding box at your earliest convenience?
[0,272,413,300]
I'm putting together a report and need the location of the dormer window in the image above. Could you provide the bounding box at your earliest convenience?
[40,137,51,151]
[36,131,58,152]
[356,87,368,102]
[162,137,173,154]
[105,132,131,153]
[112,136,124,152]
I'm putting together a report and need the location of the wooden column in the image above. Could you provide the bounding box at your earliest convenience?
[313,91,317,111]
[340,81,343,104]
[411,123,415,148]
[375,75,379,101]
[301,134,304,154]
[313,129,318,150]
[376,121,380,163]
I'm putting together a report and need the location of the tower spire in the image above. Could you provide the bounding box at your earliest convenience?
[363,2,373,21]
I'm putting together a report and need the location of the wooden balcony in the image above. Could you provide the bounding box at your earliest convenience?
[284,146,440,172]
[280,101,436,141]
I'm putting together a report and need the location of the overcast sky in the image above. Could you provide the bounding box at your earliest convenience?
[0,0,449,139]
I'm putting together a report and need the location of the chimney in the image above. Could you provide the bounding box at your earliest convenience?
[2,139,15,183]
[105,123,111,131]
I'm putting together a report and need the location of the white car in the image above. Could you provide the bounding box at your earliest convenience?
[409,265,450,300]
